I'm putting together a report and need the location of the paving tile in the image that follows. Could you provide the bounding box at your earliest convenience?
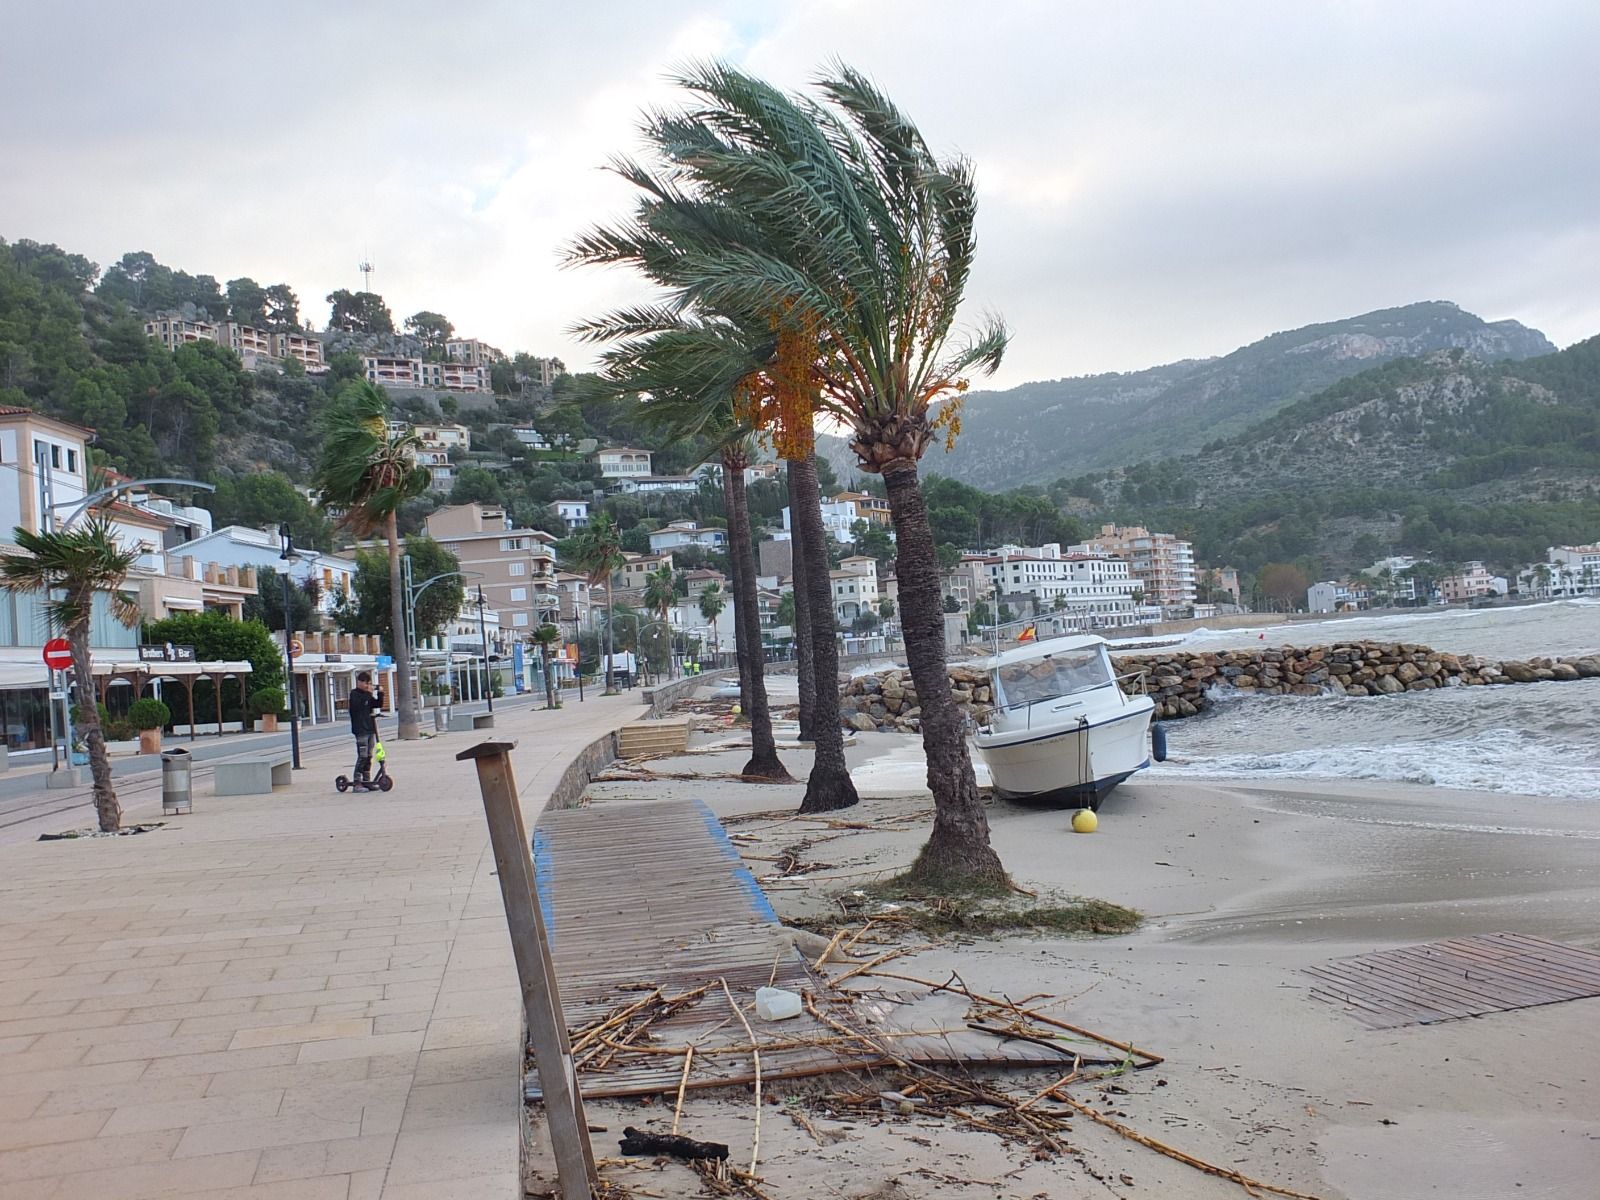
[99,1087,285,1135]
[178,1007,318,1036]
[345,1167,386,1200]
[0,1109,113,1152]
[411,1043,509,1087]
[420,1015,512,1051]
[0,1128,184,1184]
[294,1030,425,1065]
[174,1110,364,1159]
[34,1073,210,1117]
[398,1077,510,1132]
[253,1132,396,1183]
[42,1149,264,1199]
[205,1175,351,1200]
[143,1043,301,1079]
[384,1121,518,1186]
[82,1030,235,1065]
[204,1056,372,1098]
[229,1017,372,1051]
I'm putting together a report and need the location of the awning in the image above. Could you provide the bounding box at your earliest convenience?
[92,659,254,677]
[0,660,49,690]
[162,597,206,610]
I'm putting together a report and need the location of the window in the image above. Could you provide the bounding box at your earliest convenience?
[510,587,526,602]
[508,562,525,577]
[51,444,61,469]
[66,449,77,473]
[512,612,529,627]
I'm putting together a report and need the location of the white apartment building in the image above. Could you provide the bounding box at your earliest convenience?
[615,475,699,495]
[172,525,358,618]
[977,543,1145,627]
[831,557,880,622]
[1541,544,1600,594]
[648,521,727,554]
[1070,524,1197,610]
[555,500,589,530]
[272,332,326,371]
[1307,580,1373,614]
[597,448,652,478]
[781,498,858,544]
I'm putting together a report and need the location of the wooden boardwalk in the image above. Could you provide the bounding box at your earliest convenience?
[531,798,1077,1099]
[1306,931,1600,1029]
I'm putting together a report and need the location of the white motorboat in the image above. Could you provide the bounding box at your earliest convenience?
[971,635,1158,809]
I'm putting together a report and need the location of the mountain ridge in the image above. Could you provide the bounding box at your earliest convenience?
[819,302,1556,488]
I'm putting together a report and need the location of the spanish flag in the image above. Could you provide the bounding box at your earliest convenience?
[1017,623,1037,642]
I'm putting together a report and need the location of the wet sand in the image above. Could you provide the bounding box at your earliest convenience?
[575,724,1600,1199]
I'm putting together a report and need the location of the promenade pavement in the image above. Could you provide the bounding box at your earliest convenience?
[0,690,641,1200]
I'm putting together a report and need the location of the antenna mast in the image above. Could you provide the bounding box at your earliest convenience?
[358,256,374,292]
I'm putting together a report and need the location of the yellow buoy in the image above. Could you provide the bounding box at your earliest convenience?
[731,702,742,716]
[1071,808,1098,834]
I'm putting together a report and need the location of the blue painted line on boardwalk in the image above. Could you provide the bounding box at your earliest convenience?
[695,799,779,924]
[532,827,556,950]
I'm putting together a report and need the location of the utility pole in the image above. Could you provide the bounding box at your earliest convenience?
[475,586,494,714]
[278,524,303,770]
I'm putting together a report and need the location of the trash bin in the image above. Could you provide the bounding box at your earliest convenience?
[434,706,449,732]
[161,748,192,815]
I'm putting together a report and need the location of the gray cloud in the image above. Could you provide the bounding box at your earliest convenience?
[2,0,1594,388]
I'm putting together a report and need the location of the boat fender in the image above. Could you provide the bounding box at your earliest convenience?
[1151,723,1168,763]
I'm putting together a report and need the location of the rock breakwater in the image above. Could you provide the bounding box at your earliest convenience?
[838,642,1600,732]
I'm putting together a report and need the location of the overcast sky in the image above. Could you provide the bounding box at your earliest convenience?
[3,1,1595,388]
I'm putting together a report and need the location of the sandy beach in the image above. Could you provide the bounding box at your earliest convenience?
[573,719,1600,1200]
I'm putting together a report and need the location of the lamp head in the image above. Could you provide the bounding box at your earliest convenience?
[278,523,293,559]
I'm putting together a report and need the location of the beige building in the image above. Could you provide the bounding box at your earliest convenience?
[831,556,881,621]
[215,322,274,362]
[832,490,893,528]
[1070,524,1198,609]
[425,503,558,636]
[616,551,674,593]
[445,338,505,367]
[143,316,217,351]
[597,447,652,479]
[271,331,326,372]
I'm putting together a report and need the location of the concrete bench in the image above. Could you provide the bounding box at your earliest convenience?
[447,711,495,733]
[213,753,293,795]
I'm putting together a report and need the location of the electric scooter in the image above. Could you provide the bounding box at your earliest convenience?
[335,740,394,793]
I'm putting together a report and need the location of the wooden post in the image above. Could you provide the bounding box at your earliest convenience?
[457,740,597,1199]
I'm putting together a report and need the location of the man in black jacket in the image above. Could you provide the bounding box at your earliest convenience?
[348,671,383,791]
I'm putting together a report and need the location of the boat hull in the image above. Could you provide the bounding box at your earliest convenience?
[974,699,1155,811]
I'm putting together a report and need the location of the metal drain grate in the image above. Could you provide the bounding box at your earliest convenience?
[1305,932,1600,1029]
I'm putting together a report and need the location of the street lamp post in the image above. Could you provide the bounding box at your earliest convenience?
[475,586,494,714]
[277,523,304,771]
[402,556,482,716]
[568,615,584,702]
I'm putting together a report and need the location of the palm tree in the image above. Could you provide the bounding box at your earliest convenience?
[0,521,139,831]
[530,623,562,709]
[568,513,625,693]
[643,562,676,632]
[577,323,792,777]
[698,582,725,659]
[312,382,429,739]
[583,64,1004,878]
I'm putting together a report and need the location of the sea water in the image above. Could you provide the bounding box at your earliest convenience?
[1145,599,1600,800]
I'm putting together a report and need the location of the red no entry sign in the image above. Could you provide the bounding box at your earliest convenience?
[43,637,72,671]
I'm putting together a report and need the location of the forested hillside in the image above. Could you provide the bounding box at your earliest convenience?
[908,302,1554,489]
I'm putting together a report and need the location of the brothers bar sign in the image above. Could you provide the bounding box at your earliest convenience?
[139,643,197,663]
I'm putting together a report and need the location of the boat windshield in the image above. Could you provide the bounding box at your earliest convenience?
[993,649,1112,707]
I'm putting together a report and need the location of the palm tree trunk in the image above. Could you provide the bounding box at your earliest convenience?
[68,619,120,832]
[790,451,858,813]
[723,451,791,781]
[722,466,755,715]
[787,461,816,740]
[882,457,1005,886]
[542,647,557,709]
[386,511,420,740]
[604,583,617,692]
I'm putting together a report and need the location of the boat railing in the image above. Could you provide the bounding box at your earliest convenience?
[980,672,1150,734]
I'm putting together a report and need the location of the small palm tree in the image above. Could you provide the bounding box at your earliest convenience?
[643,562,676,631]
[698,581,725,659]
[530,623,562,708]
[568,513,625,693]
[312,382,429,738]
[0,521,139,831]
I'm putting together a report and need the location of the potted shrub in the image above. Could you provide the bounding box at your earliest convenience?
[128,697,172,755]
[250,687,287,733]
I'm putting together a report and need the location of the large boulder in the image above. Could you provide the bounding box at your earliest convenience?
[1372,673,1405,695]
[848,712,878,732]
